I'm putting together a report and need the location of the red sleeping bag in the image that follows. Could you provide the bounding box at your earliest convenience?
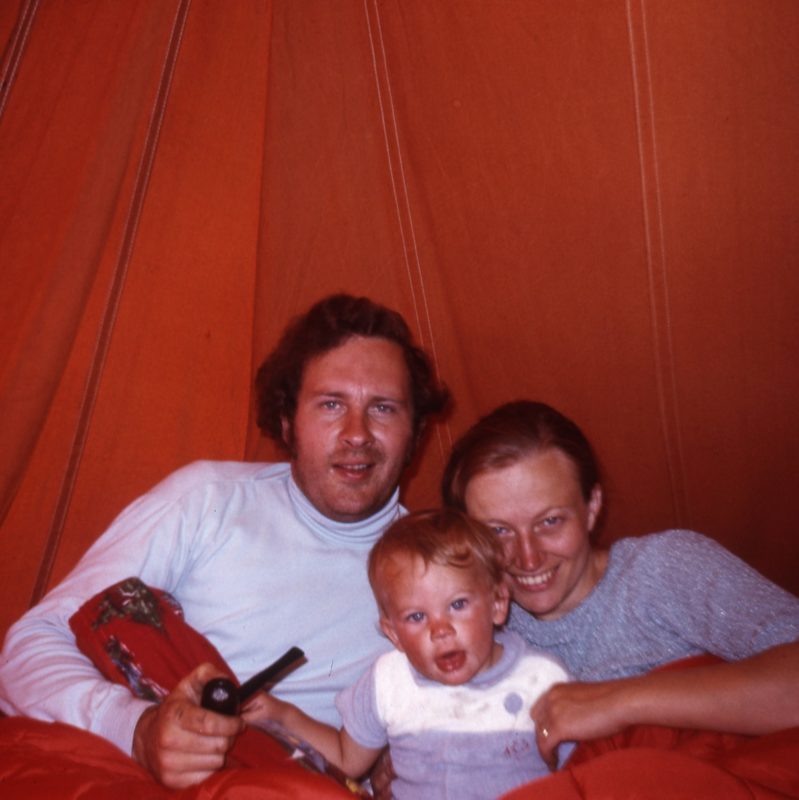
[0,578,796,798]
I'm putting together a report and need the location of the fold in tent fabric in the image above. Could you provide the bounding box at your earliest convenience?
[1,1,798,641]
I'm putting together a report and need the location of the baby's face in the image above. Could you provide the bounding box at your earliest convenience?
[378,554,509,685]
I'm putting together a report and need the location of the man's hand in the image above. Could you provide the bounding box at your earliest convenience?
[532,680,631,768]
[132,662,244,788]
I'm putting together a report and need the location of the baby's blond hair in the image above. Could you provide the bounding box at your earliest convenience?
[368,509,504,612]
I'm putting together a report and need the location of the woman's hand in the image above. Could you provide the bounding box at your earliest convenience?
[533,641,799,766]
[533,642,799,767]
[531,680,631,766]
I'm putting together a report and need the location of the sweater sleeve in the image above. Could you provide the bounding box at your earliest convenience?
[0,466,206,754]
[335,660,387,750]
[632,530,799,660]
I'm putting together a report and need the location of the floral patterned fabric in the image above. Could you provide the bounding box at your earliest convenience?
[68,577,369,795]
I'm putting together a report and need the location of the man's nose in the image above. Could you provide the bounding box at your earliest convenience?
[341,409,373,446]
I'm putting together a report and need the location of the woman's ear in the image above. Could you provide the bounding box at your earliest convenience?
[379,617,404,652]
[492,581,511,626]
[587,484,603,531]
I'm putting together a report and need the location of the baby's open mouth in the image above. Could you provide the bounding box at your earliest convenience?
[435,650,466,672]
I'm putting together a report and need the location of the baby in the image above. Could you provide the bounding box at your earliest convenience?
[245,509,571,799]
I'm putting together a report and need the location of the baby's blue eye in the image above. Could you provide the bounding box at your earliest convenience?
[451,598,468,610]
[406,611,425,623]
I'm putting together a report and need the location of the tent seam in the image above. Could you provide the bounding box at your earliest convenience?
[31,0,193,605]
[625,0,689,526]
[364,0,452,455]
[0,0,40,122]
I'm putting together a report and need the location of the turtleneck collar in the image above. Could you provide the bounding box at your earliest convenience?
[287,470,403,545]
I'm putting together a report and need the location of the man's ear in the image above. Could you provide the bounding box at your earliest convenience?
[280,415,292,449]
[402,418,424,467]
[492,581,511,626]
[379,617,404,652]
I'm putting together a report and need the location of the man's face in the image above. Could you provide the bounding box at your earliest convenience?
[285,336,415,522]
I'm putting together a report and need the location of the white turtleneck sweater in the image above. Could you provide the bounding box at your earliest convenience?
[0,461,397,755]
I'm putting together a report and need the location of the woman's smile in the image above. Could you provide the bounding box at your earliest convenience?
[464,448,604,620]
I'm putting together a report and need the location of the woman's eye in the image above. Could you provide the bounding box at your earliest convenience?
[490,525,511,536]
[539,515,562,529]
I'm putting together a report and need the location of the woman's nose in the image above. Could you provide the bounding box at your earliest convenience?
[513,532,544,571]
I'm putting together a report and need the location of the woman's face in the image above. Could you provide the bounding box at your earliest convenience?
[463,448,603,620]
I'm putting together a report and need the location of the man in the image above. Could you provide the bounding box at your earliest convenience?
[0,294,449,788]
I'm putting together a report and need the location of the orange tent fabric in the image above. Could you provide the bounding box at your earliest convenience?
[1,0,798,643]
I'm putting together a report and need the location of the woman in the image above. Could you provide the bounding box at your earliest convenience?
[442,400,799,767]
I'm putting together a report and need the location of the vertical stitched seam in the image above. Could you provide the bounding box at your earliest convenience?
[372,5,440,366]
[246,2,275,455]
[640,1,688,524]
[0,0,40,121]
[625,0,687,525]
[363,0,421,330]
[364,0,451,454]
[0,0,40,528]
[31,0,193,605]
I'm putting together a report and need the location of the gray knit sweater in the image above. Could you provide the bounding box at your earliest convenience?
[507,530,799,680]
